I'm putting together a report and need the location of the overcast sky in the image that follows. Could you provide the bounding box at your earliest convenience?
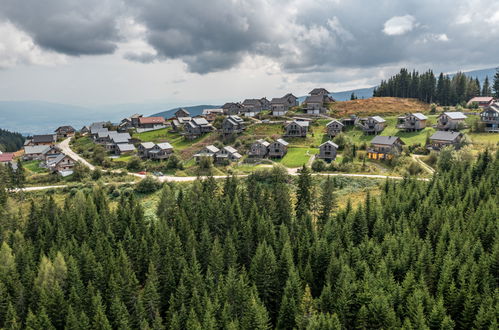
[0,0,498,107]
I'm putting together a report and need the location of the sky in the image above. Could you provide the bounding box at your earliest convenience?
[0,0,498,107]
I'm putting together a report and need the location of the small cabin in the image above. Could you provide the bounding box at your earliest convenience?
[437,112,467,131]
[326,120,344,137]
[284,120,309,137]
[427,131,463,151]
[268,139,289,158]
[248,139,270,158]
[367,136,404,160]
[317,141,338,162]
[397,113,428,132]
[222,116,245,135]
[358,116,386,135]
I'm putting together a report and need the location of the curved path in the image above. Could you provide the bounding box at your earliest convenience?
[9,137,429,192]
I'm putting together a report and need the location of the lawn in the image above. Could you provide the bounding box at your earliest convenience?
[467,133,499,146]
[275,147,318,168]
[23,160,47,174]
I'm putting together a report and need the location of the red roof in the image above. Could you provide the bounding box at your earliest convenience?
[467,96,494,104]
[0,153,14,162]
[139,117,165,125]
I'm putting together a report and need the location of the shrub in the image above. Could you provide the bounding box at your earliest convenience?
[311,159,327,172]
[127,157,143,172]
[198,156,213,169]
[91,168,102,180]
[135,176,162,193]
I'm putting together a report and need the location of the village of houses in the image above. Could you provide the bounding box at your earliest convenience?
[5,89,499,179]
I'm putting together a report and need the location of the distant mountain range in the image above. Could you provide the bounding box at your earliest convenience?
[1,67,496,134]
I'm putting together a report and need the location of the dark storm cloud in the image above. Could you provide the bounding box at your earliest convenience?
[0,0,123,55]
[2,0,499,75]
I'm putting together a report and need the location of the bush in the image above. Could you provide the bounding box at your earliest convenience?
[198,156,213,169]
[135,176,162,193]
[127,157,144,172]
[311,159,327,172]
[91,168,102,180]
[166,154,182,170]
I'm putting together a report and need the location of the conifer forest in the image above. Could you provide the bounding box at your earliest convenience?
[0,151,498,329]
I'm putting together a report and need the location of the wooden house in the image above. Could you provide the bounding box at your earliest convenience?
[283,93,298,107]
[467,96,494,108]
[357,116,386,135]
[31,134,56,146]
[437,112,467,130]
[222,102,244,115]
[147,143,173,160]
[184,117,214,139]
[242,99,263,117]
[317,141,338,162]
[202,108,224,122]
[138,117,166,129]
[222,116,245,135]
[248,139,270,158]
[284,120,309,137]
[138,142,155,158]
[367,136,404,160]
[270,98,289,116]
[268,139,289,158]
[427,131,463,150]
[23,145,51,161]
[194,145,220,163]
[0,153,15,165]
[480,104,499,133]
[55,126,75,139]
[116,144,136,155]
[175,108,191,118]
[309,88,330,96]
[215,146,242,164]
[260,97,271,110]
[326,120,344,137]
[47,153,76,172]
[396,113,428,132]
[304,95,334,114]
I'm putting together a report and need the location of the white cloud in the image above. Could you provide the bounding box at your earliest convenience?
[0,22,65,68]
[383,15,416,36]
[486,10,499,24]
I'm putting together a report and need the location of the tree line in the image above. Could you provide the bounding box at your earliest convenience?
[0,129,25,153]
[0,151,497,329]
[373,68,499,106]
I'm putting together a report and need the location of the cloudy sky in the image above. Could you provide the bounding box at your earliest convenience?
[0,0,498,107]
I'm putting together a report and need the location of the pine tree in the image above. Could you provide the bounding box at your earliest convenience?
[250,242,278,320]
[296,165,312,219]
[318,177,335,228]
[493,68,499,98]
[482,76,491,96]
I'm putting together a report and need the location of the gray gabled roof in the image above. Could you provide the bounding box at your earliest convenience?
[205,145,220,153]
[430,131,462,141]
[140,142,155,149]
[192,117,210,126]
[117,144,136,152]
[48,153,74,166]
[309,88,330,95]
[156,142,173,150]
[327,119,344,127]
[255,139,270,147]
[319,141,339,148]
[271,97,286,104]
[276,138,289,146]
[32,134,56,143]
[412,113,428,120]
[111,133,131,144]
[24,145,50,154]
[443,112,467,120]
[371,116,386,123]
[483,104,499,114]
[304,95,325,103]
[370,135,403,146]
[223,146,238,154]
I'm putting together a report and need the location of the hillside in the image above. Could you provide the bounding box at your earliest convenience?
[332,97,430,116]
[151,105,221,119]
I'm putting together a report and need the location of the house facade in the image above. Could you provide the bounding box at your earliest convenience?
[184,118,214,139]
[260,98,271,110]
[357,116,386,135]
[283,93,298,107]
[242,99,263,117]
[437,112,467,130]
[222,102,244,115]
[427,131,463,150]
[367,136,404,160]
[317,141,338,162]
[148,143,174,160]
[284,120,309,137]
[194,145,220,163]
[304,94,334,115]
[215,146,242,164]
[47,154,76,172]
[268,139,289,158]
[270,98,289,116]
[175,108,191,118]
[309,88,330,96]
[248,139,270,158]
[23,145,50,161]
[326,120,344,137]
[480,104,499,133]
[116,144,136,155]
[222,116,245,135]
[55,126,75,139]
[397,113,428,132]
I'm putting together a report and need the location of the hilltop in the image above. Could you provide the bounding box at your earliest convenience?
[332,97,430,117]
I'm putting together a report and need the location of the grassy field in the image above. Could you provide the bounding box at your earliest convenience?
[275,147,317,167]
[23,160,47,174]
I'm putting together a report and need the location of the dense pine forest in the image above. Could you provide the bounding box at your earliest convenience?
[0,151,498,329]
[373,68,499,106]
[0,129,25,153]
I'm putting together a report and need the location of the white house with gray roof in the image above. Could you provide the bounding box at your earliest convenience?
[437,112,467,130]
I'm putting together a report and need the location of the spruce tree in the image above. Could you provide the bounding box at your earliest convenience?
[493,69,499,98]
[296,165,312,219]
